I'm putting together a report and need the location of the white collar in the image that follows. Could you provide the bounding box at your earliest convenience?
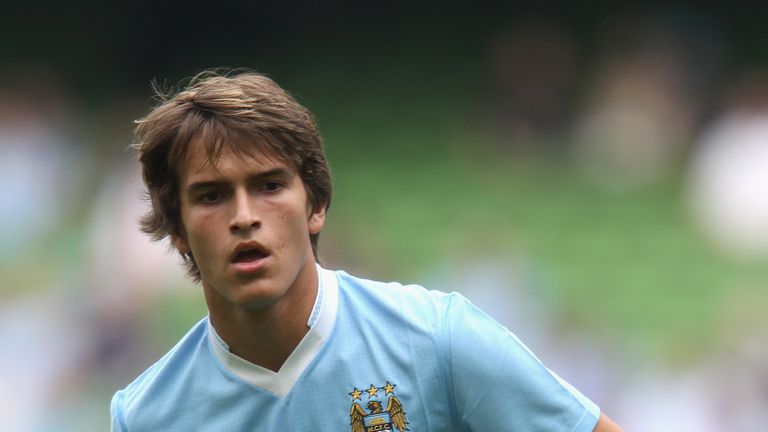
[207,264,339,397]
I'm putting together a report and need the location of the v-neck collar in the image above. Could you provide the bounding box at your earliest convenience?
[207,265,339,397]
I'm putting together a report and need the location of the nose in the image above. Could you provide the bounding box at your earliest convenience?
[229,188,260,233]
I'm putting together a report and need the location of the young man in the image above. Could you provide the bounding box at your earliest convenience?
[111,70,622,431]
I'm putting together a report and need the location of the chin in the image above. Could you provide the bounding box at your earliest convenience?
[202,275,282,311]
[229,283,284,309]
[231,279,285,309]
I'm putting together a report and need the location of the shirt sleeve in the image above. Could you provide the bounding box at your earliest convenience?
[110,390,127,432]
[440,292,600,431]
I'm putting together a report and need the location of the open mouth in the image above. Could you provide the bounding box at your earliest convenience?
[232,248,268,263]
[231,242,270,265]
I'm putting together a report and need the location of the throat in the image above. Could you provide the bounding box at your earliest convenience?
[203,260,320,371]
[206,291,315,372]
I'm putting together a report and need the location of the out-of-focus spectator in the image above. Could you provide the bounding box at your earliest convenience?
[490,18,580,152]
[85,157,187,305]
[83,156,191,380]
[0,74,81,263]
[0,290,91,431]
[687,71,768,258]
[572,12,720,191]
[712,281,768,431]
[614,365,722,432]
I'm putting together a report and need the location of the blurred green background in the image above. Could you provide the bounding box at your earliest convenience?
[2,3,768,430]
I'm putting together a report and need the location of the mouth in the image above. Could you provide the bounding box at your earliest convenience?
[232,248,268,263]
[230,242,270,271]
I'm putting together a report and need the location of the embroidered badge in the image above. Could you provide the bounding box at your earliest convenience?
[349,381,409,432]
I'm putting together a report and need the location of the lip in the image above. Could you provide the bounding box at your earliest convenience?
[230,241,270,274]
[231,256,269,274]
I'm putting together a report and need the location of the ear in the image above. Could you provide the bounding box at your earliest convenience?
[308,203,327,235]
[171,234,191,255]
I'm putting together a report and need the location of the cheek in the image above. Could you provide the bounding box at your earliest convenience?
[273,205,311,247]
[184,210,225,255]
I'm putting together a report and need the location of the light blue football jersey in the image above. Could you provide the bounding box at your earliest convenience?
[111,266,600,431]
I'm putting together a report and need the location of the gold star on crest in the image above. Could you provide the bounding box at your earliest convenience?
[349,388,363,401]
[366,384,379,398]
[381,381,397,395]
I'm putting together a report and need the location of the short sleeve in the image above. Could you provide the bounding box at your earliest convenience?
[441,292,600,431]
[110,390,127,432]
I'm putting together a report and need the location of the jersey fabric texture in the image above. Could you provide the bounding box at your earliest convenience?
[111,266,600,431]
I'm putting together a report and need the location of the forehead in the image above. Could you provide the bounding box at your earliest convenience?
[178,134,294,183]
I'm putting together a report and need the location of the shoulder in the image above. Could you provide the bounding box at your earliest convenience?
[326,268,489,351]
[111,317,210,430]
[331,269,460,318]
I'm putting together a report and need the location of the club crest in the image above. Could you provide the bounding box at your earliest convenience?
[349,381,409,432]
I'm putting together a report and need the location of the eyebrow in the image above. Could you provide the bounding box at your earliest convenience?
[185,168,293,195]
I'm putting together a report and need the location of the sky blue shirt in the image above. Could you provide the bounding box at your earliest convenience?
[111,266,600,431]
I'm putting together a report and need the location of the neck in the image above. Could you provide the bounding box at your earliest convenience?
[205,264,319,372]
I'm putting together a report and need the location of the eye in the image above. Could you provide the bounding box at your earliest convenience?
[262,182,283,192]
[198,191,222,203]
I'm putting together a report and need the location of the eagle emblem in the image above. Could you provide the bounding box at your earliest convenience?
[349,382,409,432]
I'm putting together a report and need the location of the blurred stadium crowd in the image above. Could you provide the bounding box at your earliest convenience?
[1,5,767,431]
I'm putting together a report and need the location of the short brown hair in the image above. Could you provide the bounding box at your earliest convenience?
[133,69,332,281]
